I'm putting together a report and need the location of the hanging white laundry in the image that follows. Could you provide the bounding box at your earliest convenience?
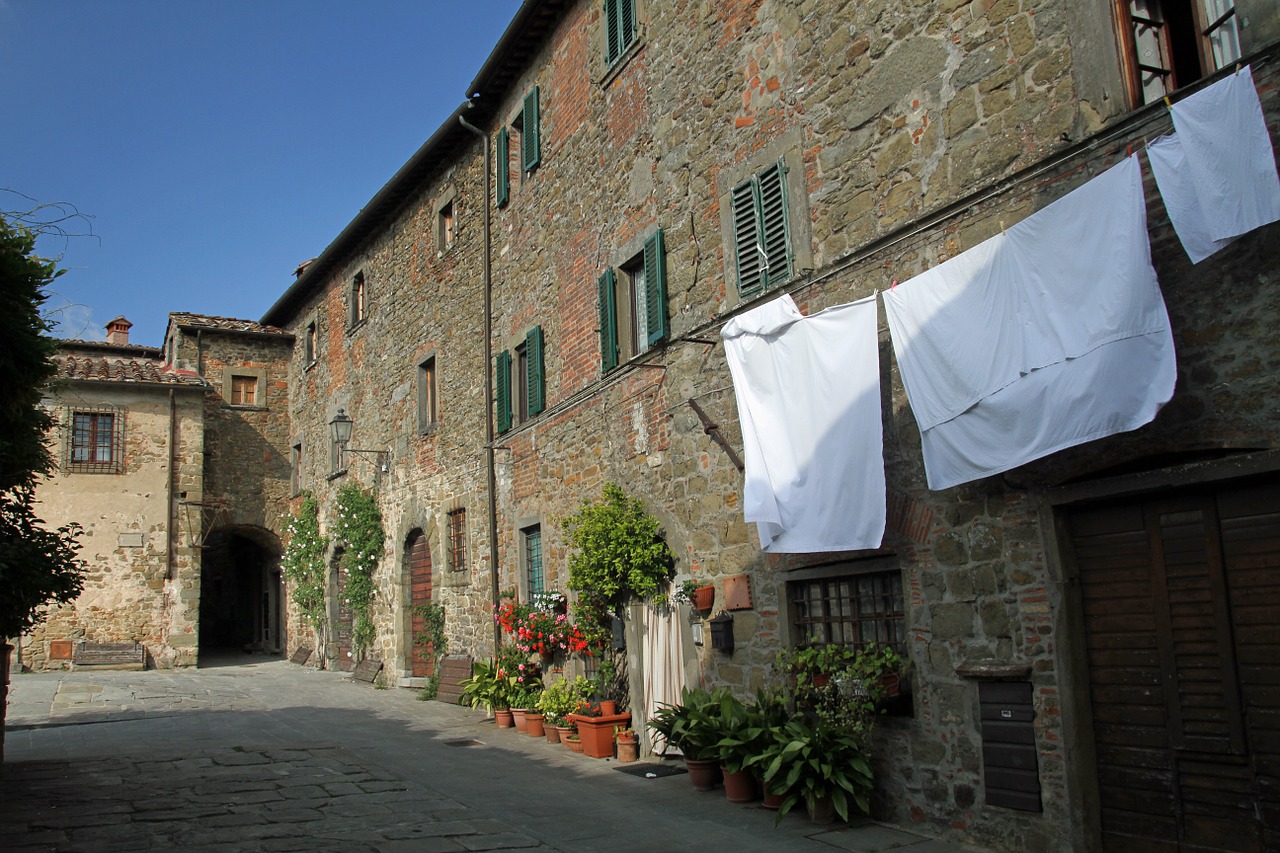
[721,293,884,552]
[882,155,1176,491]
[1167,65,1280,243]
[1147,133,1236,263]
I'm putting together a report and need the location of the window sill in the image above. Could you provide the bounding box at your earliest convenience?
[347,319,367,336]
[226,404,268,412]
[326,468,348,482]
[304,360,318,373]
[419,422,440,437]
[599,35,643,89]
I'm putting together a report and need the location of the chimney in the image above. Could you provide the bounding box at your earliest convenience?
[105,316,132,345]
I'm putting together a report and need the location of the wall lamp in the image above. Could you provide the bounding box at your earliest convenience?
[329,409,390,473]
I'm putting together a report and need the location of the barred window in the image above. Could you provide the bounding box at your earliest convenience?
[524,525,544,600]
[790,570,906,656]
[66,406,124,474]
[448,508,467,573]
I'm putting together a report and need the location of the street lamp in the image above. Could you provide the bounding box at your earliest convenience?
[329,409,389,473]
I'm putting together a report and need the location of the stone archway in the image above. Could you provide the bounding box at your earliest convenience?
[199,525,285,659]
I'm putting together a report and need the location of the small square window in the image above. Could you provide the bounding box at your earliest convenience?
[418,356,438,433]
[230,375,258,407]
[448,509,468,573]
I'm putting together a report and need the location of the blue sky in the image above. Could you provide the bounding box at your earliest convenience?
[1,0,522,346]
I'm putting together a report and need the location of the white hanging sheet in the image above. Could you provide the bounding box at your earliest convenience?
[721,293,885,552]
[882,155,1176,490]
[1166,65,1280,243]
[1147,133,1236,263]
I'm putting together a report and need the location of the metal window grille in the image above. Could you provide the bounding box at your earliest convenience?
[448,509,467,573]
[66,406,125,474]
[525,527,544,599]
[791,571,906,656]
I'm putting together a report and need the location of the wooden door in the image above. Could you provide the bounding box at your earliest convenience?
[332,548,354,672]
[1069,482,1280,852]
[407,530,434,678]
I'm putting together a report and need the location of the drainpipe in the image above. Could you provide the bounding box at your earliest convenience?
[167,388,177,580]
[458,106,501,655]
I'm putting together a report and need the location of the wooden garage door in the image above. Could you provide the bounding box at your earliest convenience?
[406,530,434,678]
[1069,482,1280,852]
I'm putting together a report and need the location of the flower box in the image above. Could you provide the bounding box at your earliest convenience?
[570,712,632,759]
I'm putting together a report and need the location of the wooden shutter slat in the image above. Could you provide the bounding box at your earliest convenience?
[599,269,618,372]
[496,350,512,434]
[731,178,762,295]
[757,161,792,289]
[523,87,540,172]
[605,0,621,64]
[496,127,510,208]
[526,326,545,416]
[643,229,668,347]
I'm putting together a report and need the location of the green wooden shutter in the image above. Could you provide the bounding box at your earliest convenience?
[522,87,541,172]
[605,0,636,65]
[757,161,792,289]
[599,269,619,372]
[496,127,510,208]
[496,350,512,434]
[731,177,763,295]
[643,229,668,347]
[526,326,545,416]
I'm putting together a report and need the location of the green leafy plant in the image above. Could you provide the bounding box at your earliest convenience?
[413,602,447,701]
[717,689,787,776]
[280,493,328,635]
[536,675,592,727]
[334,483,385,658]
[459,659,516,713]
[561,482,674,646]
[756,715,874,823]
[647,686,736,761]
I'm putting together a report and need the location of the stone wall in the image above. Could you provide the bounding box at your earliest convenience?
[25,384,205,670]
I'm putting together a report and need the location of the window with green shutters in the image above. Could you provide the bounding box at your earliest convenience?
[496,127,510,208]
[604,0,637,66]
[521,87,540,173]
[496,326,546,433]
[599,228,668,374]
[731,160,792,297]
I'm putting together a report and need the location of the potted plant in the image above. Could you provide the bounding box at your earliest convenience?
[846,642,905,701]
[671,579,714,612]
[712,692,766,803]
[758,714,874,824]
[647,686,735,791]
[779,643,855,690]
[538,675,591,744]
[615,727,639,763]
[459,659,517,726]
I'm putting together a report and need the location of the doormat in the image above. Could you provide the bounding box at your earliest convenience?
[614,762,688,779]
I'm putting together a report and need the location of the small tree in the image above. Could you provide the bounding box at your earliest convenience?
[0,213,85,641]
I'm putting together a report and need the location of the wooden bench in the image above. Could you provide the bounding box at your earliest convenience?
[73,642,145,671]
[436,655,473,705]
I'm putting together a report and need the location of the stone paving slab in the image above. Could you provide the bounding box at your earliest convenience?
[2,658,995,852]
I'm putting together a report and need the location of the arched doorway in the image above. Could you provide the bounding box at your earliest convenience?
[405,529,434,678]
[331,547,355,672]
[199,526,285,660]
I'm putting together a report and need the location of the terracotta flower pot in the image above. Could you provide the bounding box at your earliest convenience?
[545,724,562,744]
[762,788,787,810]
[685,757,721,791]
[495,709,515,728]
[616,740,639,763]
[692,585,715,611]
[524,712,545,738]
[598,700,618,716]
[722,767,758,803]
[571,712,631,759]
[511,709,528,733]
[565,736,584,754]
[557,725,576,747]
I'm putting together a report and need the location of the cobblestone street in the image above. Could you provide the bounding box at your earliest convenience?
[1,657,987,852]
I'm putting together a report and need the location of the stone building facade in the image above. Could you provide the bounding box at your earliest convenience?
[264,2,1280,849]
[26,1,1280,850]
[25,322,207,669]
[24,313,294,668]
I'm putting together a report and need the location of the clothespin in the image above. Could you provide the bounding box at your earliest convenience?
[1164,95,1172,109]
[999,220,1006,236]
[890,278,898,292]
[1126,142,1133,157]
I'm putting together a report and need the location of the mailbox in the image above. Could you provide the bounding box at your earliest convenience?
[709,613,734,653]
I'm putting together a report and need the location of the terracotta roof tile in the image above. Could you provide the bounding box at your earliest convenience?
[169,313,289,336]
[54,352,206,388]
